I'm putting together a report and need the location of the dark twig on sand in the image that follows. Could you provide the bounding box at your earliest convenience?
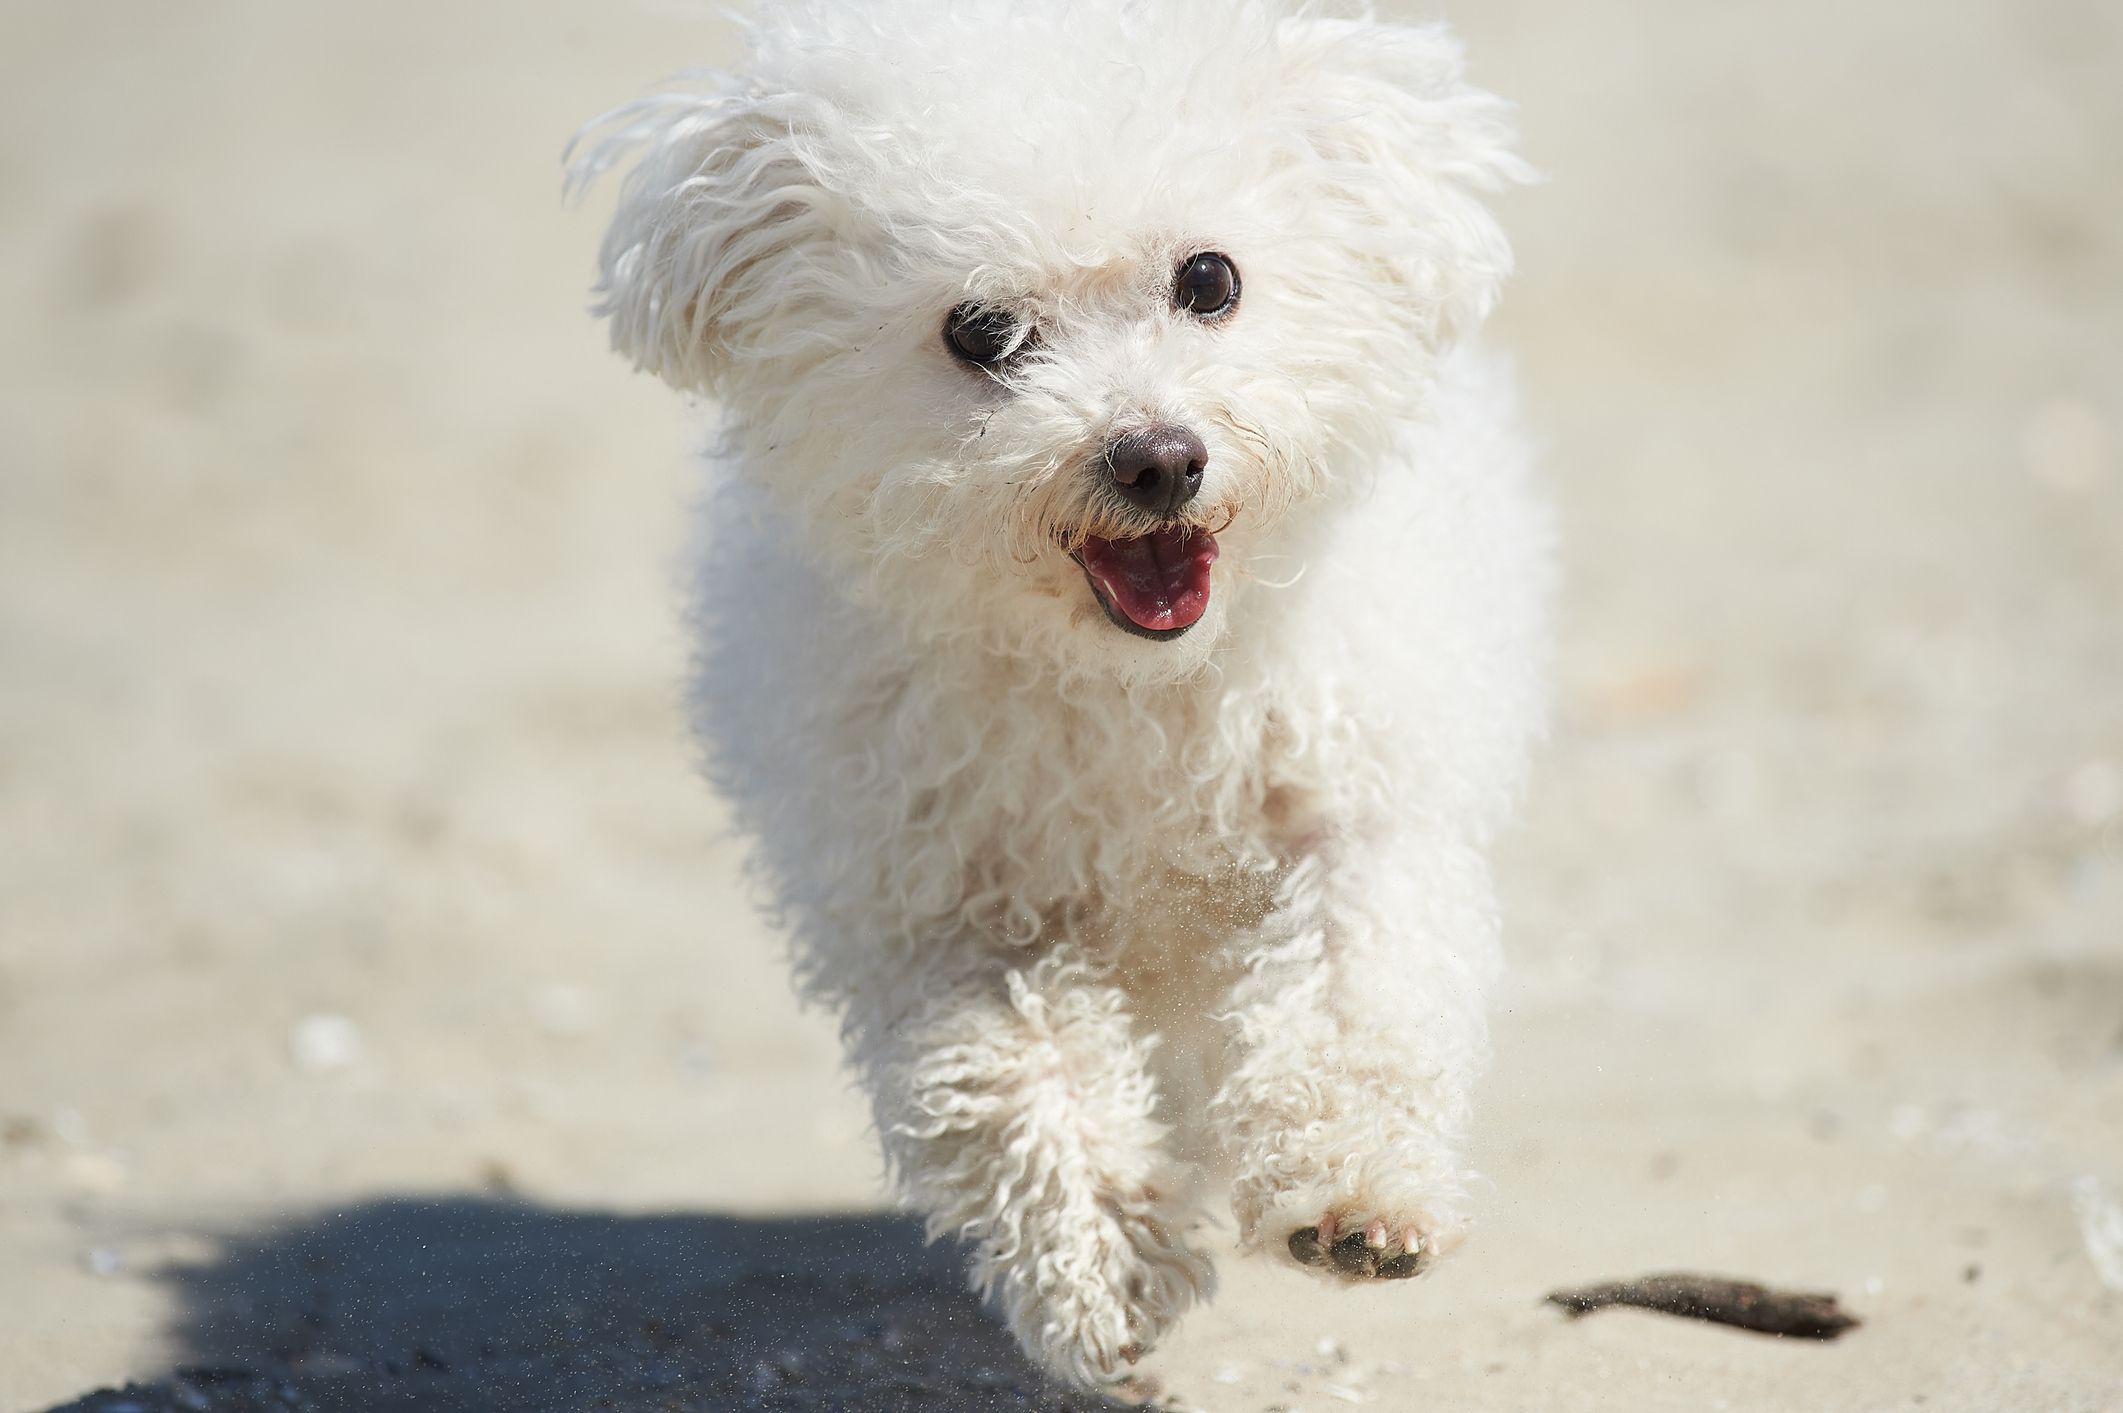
[1544,1273,1861,1340]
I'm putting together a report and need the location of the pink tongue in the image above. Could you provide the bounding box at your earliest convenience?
[1078,526,1219,632]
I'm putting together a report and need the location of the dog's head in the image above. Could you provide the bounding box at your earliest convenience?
[572,0,1526,680]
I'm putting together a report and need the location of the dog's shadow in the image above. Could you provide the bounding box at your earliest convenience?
[48,1197,1131,1411]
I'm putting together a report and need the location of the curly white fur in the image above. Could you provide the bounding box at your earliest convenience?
[572,0,1548,1388]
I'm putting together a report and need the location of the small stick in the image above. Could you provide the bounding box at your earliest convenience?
[1544,1272,1861,1340]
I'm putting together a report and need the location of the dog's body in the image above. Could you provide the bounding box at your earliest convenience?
[577,0,1547,1386]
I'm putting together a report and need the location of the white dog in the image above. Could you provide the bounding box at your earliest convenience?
[573,0,1547,1388]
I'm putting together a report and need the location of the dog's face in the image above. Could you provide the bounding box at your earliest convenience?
[576,1,1524,680]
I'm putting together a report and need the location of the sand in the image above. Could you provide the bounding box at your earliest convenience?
[2,1,2119,1409]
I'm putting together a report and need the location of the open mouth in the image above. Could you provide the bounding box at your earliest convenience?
[1072,525,1219,640]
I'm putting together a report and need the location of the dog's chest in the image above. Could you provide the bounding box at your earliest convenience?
[876,662,1319,935]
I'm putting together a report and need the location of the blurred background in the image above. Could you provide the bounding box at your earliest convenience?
[1,2,2117,1409]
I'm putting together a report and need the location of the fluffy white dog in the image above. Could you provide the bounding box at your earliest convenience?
[573,0,1547,1388]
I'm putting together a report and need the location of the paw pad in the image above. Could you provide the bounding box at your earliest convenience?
[1287,1220,1429,1280]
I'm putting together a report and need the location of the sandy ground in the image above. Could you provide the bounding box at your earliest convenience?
[3,1,2120,1409]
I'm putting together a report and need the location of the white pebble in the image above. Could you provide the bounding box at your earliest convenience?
[289,1013,364,1072]
[2073,1176,2123,1292]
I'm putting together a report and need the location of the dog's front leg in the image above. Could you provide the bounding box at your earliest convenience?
[1213,834,1501,1283]
[857,945,1213,1386]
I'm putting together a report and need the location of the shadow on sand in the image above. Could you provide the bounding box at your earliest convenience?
[45,1197,1129,1412]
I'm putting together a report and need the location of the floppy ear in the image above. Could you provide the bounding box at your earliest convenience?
[566,83,845,395]
[1276,16,1534,347]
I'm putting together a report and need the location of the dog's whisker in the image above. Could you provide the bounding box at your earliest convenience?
[1233,561,1306,590]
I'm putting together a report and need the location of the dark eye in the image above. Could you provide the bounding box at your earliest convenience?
[944,303,1024,366]
[1174,252,1239,318]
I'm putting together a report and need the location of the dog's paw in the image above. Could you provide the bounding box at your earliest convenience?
[1285,1210,1451,1280]
[1228,1123,1473,1285]
[990,1190,1215,1387]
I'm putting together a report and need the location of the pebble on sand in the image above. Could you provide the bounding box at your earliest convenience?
[288,1013,364,1073]
[2072,1176,2123,1292]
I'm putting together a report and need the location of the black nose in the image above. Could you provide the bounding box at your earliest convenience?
[1104,425,1207,517]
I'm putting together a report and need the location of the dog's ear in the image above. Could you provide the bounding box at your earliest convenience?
[567,84,842,395]
[1276,16,1534,347]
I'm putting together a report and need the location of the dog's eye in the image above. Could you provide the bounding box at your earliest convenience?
[1174,252,1239,318]
[945,303,1024,366]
